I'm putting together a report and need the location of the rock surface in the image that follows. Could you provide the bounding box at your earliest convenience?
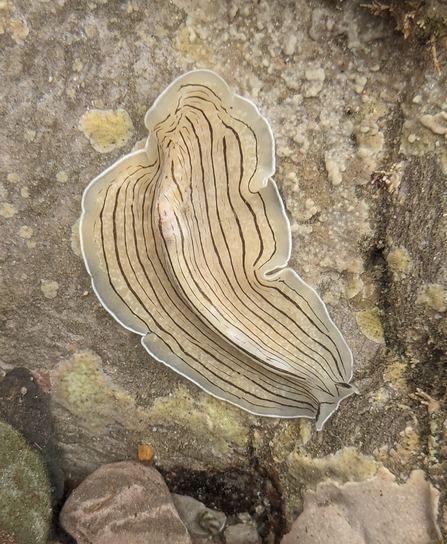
[0,420,52,544]
[60,461,192,544]
[1,0,447,541]
[0,367,63,503]
[172,493,226,543]
[224,522,261,544]
[280,467,441,544]
[0,526,20,544]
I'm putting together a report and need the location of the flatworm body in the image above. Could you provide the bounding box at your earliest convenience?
[80,70,357,430]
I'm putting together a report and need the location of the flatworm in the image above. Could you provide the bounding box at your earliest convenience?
[80,70,357,430]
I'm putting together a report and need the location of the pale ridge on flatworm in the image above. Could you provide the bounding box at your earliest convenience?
[80,70,358,430]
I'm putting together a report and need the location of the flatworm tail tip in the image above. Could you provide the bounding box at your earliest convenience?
[315,383,358,431]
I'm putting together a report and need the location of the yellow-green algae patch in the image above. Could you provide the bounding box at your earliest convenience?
[383,360,409,393]
[386,246,412,281]
[284,446,379,525]
[52,350,250,455]
[72,59,84,72]
[52,350,139,434]
[416,283,447,312]
[40,279,59,299]
[269,420,313,464]
[0,2,29,46]
[19,225,33,239]
[6,172,20,183]
[51,351,249,456]
[56,171,68,183]
[355,307,385,344]
[78,108,134,153]
[0,203,18,218]
[150,386,249,456]
[24,129,36,142]
[287,447,379,488]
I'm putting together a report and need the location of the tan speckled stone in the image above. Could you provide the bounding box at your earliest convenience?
[60,461,191,544]
[280,467,441,544]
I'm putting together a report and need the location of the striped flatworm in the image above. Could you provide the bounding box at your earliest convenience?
[80,70,357,430]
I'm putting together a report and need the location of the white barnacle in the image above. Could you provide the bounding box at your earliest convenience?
[80,70,357,430]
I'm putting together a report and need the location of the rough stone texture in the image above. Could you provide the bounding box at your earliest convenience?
[171,493,261,544]
[0,367,64,503]
[0,420,52,544]
[1,0,447,541]
[381,156,447,387]
[171,494,226,543]
[360,0,447,43]
[60,461,192,544]
[224,522,262,544]
[0,526,20,544]
[280,467,441,544]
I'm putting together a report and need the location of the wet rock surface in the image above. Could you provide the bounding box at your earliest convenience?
[60,461,192,544]
[0,367,64,503]
[172,494,227,543]
[172,493,263,544]
[1,0,447,542]
[280,467,441,544]
[224,518,262,544]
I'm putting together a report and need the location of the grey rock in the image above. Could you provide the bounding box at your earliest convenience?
[224,522,261,544]
[2,1,447,542]
[171,504,264,544]
[172,493,226,543]
[60,461,192,544]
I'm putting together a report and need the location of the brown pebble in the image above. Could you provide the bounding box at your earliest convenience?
[0,526,20,544]
[137,444,153,462]
[60,461,192,544]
